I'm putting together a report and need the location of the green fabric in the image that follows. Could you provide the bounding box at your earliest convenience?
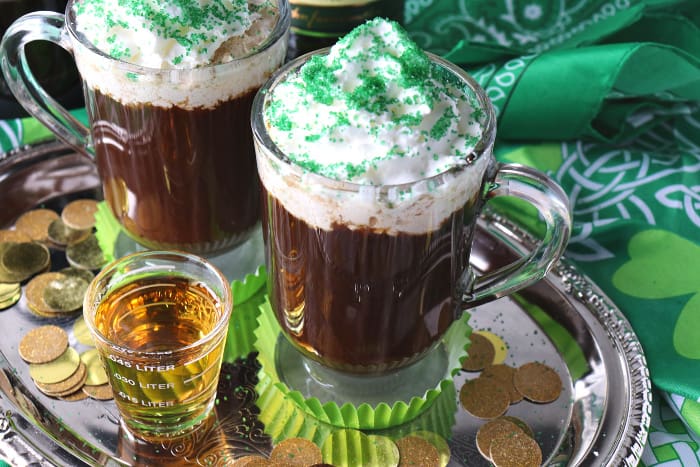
[0,108,87,153]
[405,0,700,464]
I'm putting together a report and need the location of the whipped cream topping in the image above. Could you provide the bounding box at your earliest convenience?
[258,18,492,233]
[263,18,486,186]
[70,0,287,108]
[73,0,275,68]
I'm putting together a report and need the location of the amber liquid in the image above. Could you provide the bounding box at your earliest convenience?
[93,276,227,438]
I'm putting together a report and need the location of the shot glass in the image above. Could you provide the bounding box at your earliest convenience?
[82,251,233,440]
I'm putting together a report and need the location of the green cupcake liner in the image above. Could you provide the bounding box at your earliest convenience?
[223,266,268,362]
[256,360,458,466]
[254,299,471,431]
[93,201,122,264]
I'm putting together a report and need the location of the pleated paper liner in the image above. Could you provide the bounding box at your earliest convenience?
[256,369,457,466]
[93,202,121,264]
[254,300,471,431]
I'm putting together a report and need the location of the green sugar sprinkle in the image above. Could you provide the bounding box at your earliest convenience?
[265,18,485,181]
[74,0,265,63]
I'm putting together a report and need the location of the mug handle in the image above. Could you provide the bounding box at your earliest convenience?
[462,163,572,306]
[1,12,91,156]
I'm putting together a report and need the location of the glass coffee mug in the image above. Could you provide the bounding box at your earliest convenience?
[252,51,572,376]
[1,0,290,256]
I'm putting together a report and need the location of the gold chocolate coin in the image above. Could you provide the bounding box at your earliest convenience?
[43,275,89,312]
[473,330,508,365]
[66,234,106,270]
[395,435,440,467]
[81,349,109,386]
[58,266,95,285]
[236,457,272,467]
[366,435,400,467]
[513,362,563,403]
[410,431,450,467]
[0,230,31,243]
[0,283,21,310]
[459,377,510,419]
[72,317,95,346]
[82,382,113,400]
[489,428,542,467]
[476,417,525,460]
[14,209,59,242]
[482,364,523,404]
[19,325,69,364]
[29,347,80,384]
[501,416,534,439]
[47,218,90,247]
[462,333,496,372]
[61,199,99,231]
[270,438,322,465]
[0,281,21,300]
[25,272,66,316]
[60,390,89,402]
[35,362,87,397]
[1,241,50,279]
[0,243,21,283]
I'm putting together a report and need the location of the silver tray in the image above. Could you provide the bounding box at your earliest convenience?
[0,142,652,466]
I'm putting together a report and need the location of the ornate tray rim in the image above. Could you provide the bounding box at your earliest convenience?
[479,210,652,467]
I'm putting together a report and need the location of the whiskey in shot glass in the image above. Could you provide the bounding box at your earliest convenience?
[83,251,233,440]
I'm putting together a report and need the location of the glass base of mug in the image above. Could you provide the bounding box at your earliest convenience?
[114,223,266,282]
[274,335,449,409]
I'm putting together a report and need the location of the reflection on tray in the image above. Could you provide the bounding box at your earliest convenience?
[118,357,271,465]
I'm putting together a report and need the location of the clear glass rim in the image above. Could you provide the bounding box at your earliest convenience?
[251,48,497,193]
[64,0,291,74]
[82,250,233,357]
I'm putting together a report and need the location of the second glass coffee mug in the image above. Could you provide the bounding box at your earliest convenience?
[1,0,290,256]
[253,51,572,377]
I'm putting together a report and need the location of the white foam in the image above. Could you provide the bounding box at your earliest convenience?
[71,0,287,108]
[262,18,485,186]
[257,18,492,233]
[257,143,491,234]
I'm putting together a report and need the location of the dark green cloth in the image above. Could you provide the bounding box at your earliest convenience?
[405,0,700,456]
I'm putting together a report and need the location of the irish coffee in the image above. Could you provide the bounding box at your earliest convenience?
[70,0,289,255]
[90,87,260,253]
[255,18,493,373]
[263,187,485,371]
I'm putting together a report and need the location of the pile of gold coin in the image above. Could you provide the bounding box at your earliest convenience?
[236,430,451,466]
[0,199,105,313]
[459,330,563,466]
[18,323,112,402]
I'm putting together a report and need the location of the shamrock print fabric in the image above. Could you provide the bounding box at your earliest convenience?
[405,0,700,463]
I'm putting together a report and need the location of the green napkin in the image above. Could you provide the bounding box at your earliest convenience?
[0,108,87,155]
[406,0,700,462]
[409,2,700,143]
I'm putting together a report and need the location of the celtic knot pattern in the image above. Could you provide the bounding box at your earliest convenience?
[555,139,700,262]
[405,0,635,55]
